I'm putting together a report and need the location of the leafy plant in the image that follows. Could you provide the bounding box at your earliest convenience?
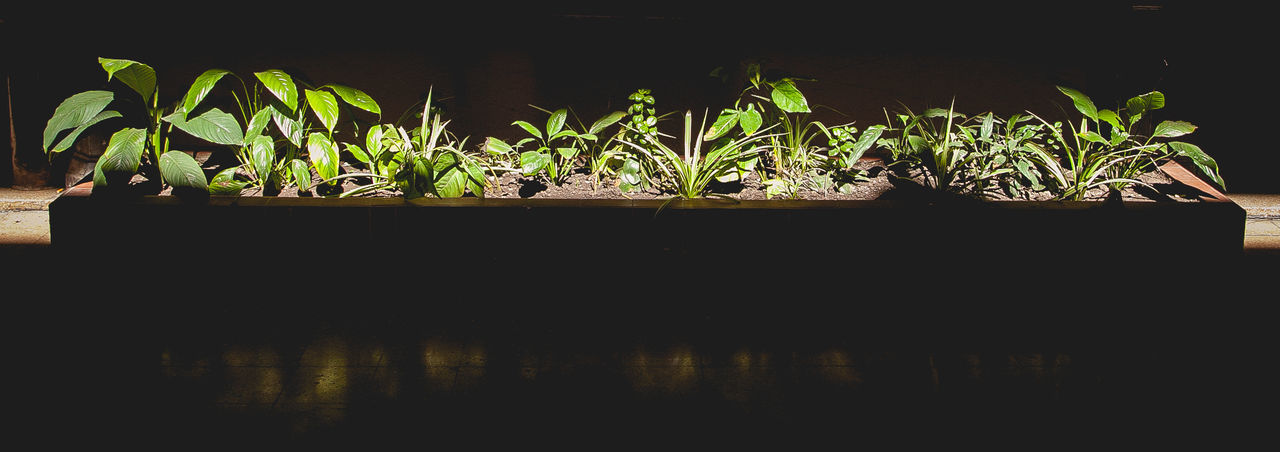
[814,123,886,194]
[338,88,485,198]
[43,58,224,196]
[707,64,844,198]
[1054,86,1223,193]
[617,110,774,199]
[879,100,981,194]
[491,106,588,186]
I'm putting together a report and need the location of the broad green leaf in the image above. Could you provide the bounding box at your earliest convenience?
[740,107,762,135]
[1126,92,1165,122]
[43,90,115,152]
[520,150,549,175]
[589,111,626,135]
[513,120,542,139]
[769,79,810,113]
[1168,141,1225,189]
[486,137,514,155]
[366,124,385,155]
[180,69,231,115]
[432,152,465,198]
[980,113,994,140]
[850,125,885,159]
[704,110,739,141]
[159,151,209,192]
[1097,109,1121,132]
[210,167,248,195]
[620,158,642,185]
[250,135,274,181]
[1057,86,1097,121]
[307,133,339,180]
[1153,120,1196,138]
[291,158,312,192]
[346,143,370,164]
[97,128,147,179]
[254,69,298,111]
[99,58,155,100]
[579,133,597,141]
[48,109,122,156]
[466,162,487,199]
[271,107,303,147]
[163,108,244,146]
[304,89,339,134]
[1079,131,1107,144]
[556,147,579,159]
[322,84,381,115]
[244,107,273,144]
[547,109,568,136]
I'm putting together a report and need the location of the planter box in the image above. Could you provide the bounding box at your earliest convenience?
[47,160,1244,336]
[49,160,1245,260]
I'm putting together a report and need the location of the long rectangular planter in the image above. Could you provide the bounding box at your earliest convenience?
[44,160,1247,345]
[49,161,1245,261]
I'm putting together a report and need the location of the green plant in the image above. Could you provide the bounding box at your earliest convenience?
[488,106,588,186]
[43,58,227,196]
[879,100,980,194]
[814,123,886,194]
[707,64,844,198]
[618,110,774,200]
[337,88,485,198]
[1055,86,1223,193]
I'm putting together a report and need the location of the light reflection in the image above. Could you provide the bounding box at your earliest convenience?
[627,344,699,395]
[815,348,861,384]
[218,346,282,405]
[421,338,487,392]
[297,337,348,405]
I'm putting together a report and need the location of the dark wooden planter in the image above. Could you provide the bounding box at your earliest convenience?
[47,160,1245,344]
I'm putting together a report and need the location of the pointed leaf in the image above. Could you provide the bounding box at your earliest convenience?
[980,113,994,140]
[97,128,147,177]
[769,79,810,113]
[432,152,466,198]
[164,108,244,146]
[704,110,739,141]
[1097,109,1121,132]
[43,90,115,152]
[291,158,313,192]
[740,107,763,136]
[513,120,542,139]
[210,167,248,195]
[556,147,579,159]
[271,107,303,147]
[250,135,274,182]
[99,58,155,100]
[244,107,273,144]
[159,151,209,192]
[180,69,231,115]
[48,109,122,156]
[520,150,549,175]
[322,84,381,115]
[589,111,626,135]
[304,89,339,134]
[1153,120,1196,138]
[1168,141,1224,189]
[254,70,298,111]
[486,137,514,155]
[307,133,339,180]
[547,109,568,136]
[346,143,370,165]
[1057,86,1097,121]
[850,125,885,159]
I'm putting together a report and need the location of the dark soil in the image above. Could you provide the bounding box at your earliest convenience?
[153,156,1203,203]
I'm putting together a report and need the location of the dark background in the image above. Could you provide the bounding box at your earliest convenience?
[3,1,1273,192]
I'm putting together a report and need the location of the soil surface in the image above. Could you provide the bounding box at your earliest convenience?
[156,156,1205,203]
